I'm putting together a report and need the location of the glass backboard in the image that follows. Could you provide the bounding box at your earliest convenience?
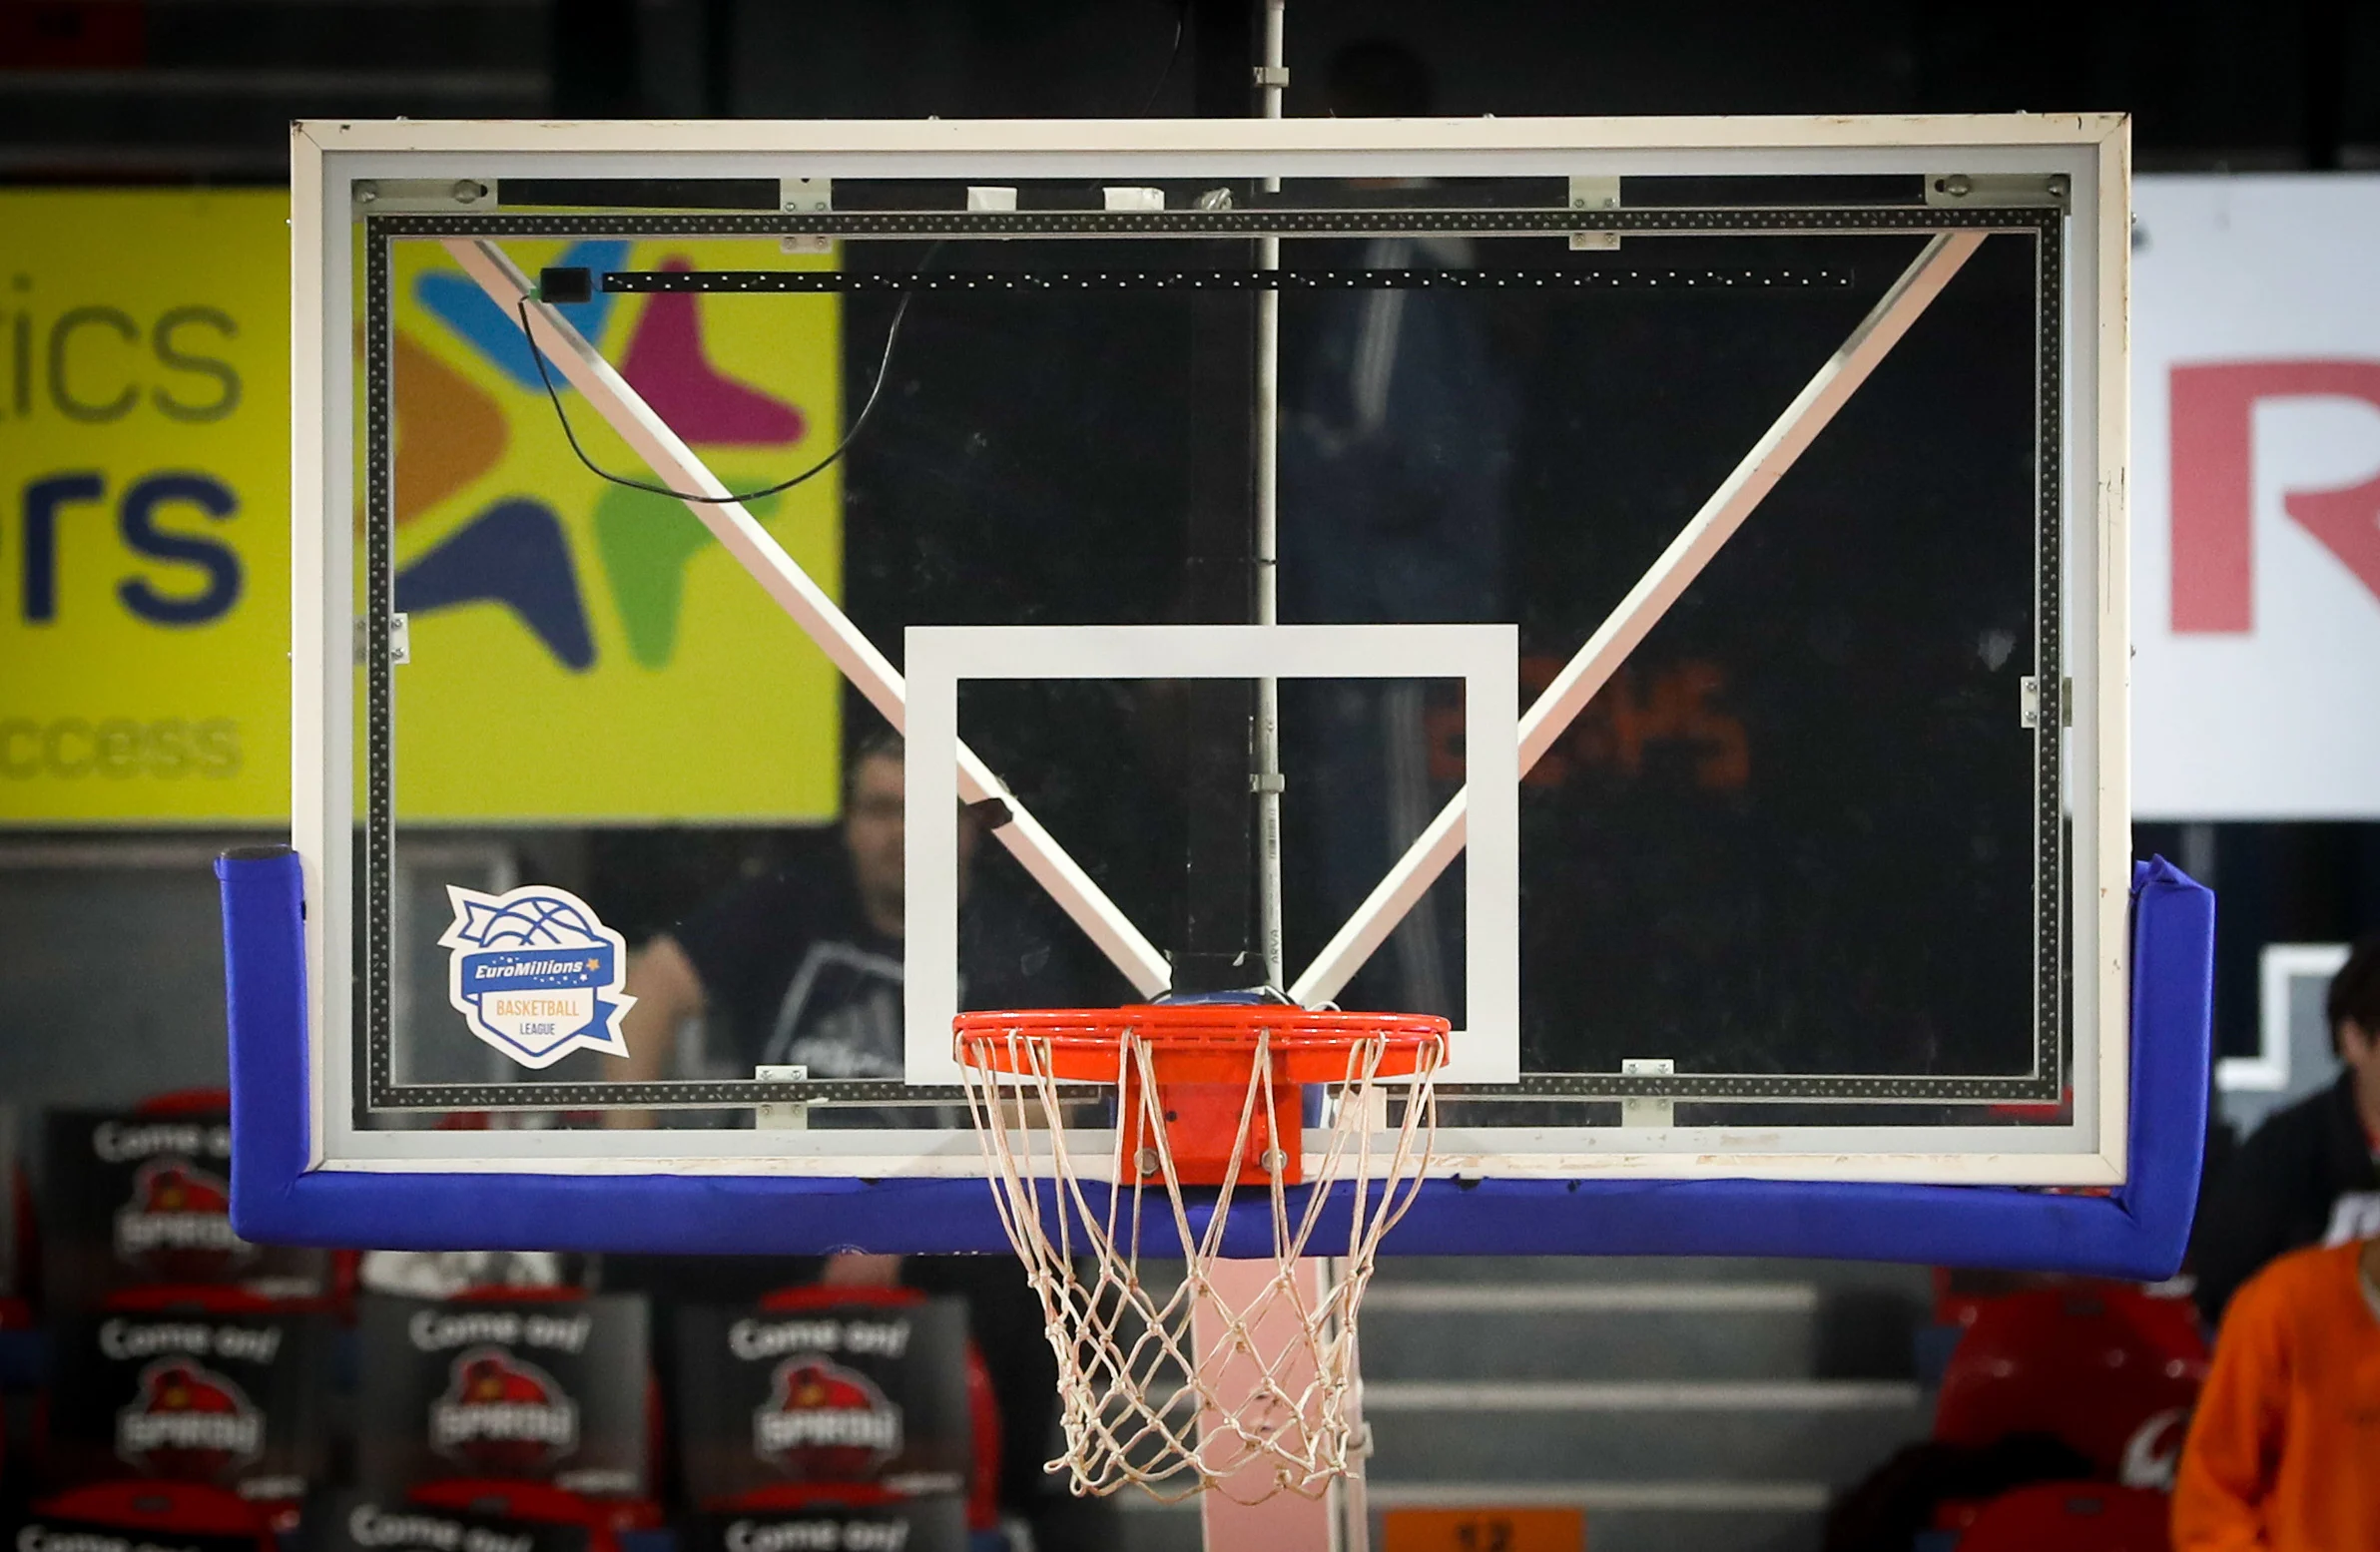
[227,115,2209,1270]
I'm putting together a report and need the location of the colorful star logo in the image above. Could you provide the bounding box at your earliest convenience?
[392,242,814,671]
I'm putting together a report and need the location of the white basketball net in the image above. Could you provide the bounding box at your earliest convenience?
[954,1021,1442,1504]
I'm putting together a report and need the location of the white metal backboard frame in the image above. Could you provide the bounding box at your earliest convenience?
[292,114,2129,1186]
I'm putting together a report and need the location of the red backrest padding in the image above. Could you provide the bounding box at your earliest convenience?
[35,1481,273,1547]
[759,1286,924,1310]
[1935,1286,2206,1481]
[135,1090,234,1117]
[408,1477,644,1552]
[1957,1482,2171,1552]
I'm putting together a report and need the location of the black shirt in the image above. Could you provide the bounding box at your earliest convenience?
[2190,1071,2380,1325]
[670,837,1114,1078]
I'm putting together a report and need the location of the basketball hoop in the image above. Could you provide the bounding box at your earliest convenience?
[953,1004,1446,1504]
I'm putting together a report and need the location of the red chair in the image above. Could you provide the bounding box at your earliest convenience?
[1958,1482,2171,1551]
[32,1481,275,1552]
[105,1283,330,1315]
[1935,1286,2205,1485]
[134,1089,234,1116]
[1932,1271,2204,1345]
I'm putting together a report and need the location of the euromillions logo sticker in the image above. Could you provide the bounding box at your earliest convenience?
[440,884,635,1069]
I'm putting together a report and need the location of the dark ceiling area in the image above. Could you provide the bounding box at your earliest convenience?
[1,0,2375,180]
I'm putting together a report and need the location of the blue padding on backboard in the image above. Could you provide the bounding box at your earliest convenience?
[222,848,2211,1275]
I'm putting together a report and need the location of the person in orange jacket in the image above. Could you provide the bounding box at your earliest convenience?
[2171,1236,2380,1549]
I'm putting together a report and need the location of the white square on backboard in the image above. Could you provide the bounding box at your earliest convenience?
[904,624,1518,1085]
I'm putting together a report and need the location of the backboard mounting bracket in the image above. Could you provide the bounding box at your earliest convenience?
[2020,675,2076,728]
[350,177,492,215]
[779,176,833,254]
[1926,172,2072,209]
[1569,173,1621,251]
[1620,1058,1676,1127]
[350,613,408,666]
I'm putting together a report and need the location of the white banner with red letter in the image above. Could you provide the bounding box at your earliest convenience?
[2134,176,2380,818]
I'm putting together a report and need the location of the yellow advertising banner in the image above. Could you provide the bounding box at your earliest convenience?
[380,236,844,823]
[0,192,847,825]
[0,190,290,822]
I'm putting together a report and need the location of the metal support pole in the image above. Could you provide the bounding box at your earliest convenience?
[1199,8,1345,1552]
[1176,0,1263,996]
[1252,0,1286,993]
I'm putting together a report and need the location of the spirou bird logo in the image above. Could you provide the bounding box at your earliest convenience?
[115,1358,265,1480]
[429,1346,580,1474]
[114,1157,252,1279]
[751,1357,902,1479]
